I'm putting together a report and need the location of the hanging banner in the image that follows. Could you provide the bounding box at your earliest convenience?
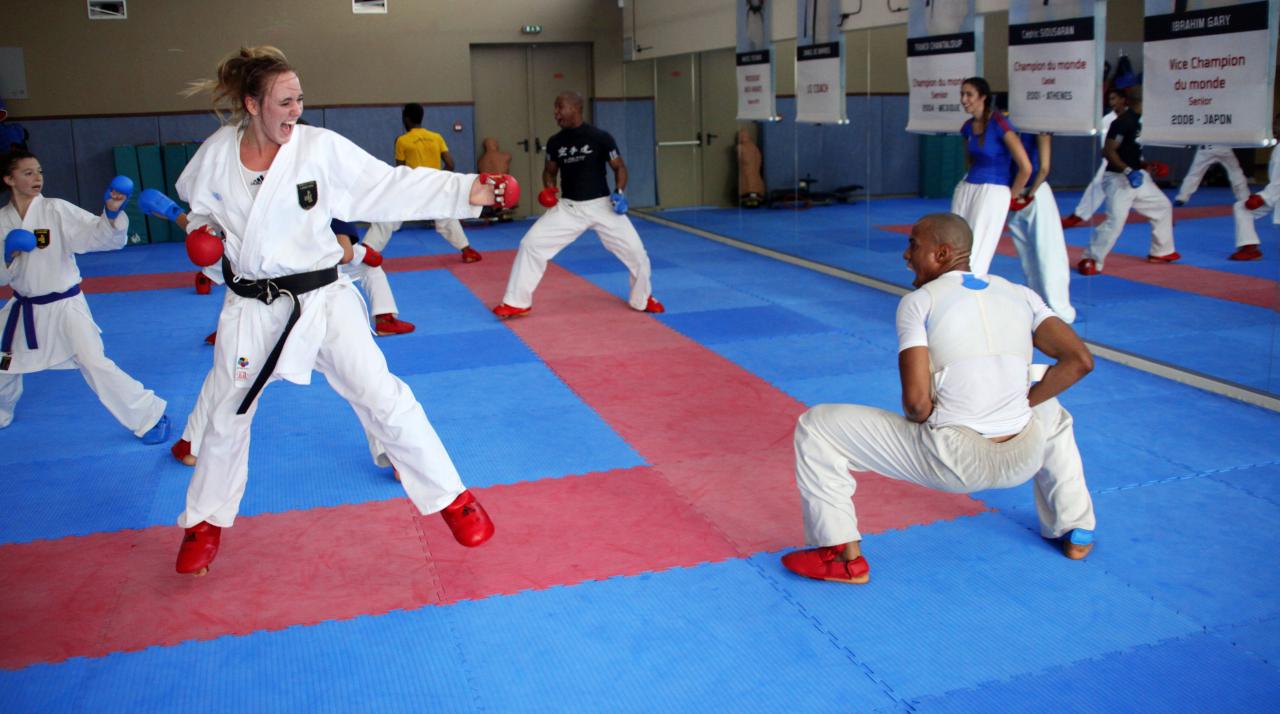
[736,0,776,120]
[906,0,981,134]
[1142,0,1278,147]
[795,0,846,124]
[1008,0,1106,135]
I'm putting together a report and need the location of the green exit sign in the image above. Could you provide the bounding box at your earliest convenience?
[521,24,543,34]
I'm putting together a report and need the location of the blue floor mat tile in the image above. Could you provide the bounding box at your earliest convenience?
[709,332,893,382]
[449,560,907,712]
[756,512,1201,700]
[657,305,836,344]
[908,631,1280,714]
[1083,477,1280,629]
[1,448,178,544]
[0,606,476,714]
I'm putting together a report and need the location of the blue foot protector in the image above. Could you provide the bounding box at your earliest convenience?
[1067,528,1094,546]
[140,414,170,445]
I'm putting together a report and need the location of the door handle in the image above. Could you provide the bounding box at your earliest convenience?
[704,132,718,146]
[517,139,530,152]
[535,137,544,153]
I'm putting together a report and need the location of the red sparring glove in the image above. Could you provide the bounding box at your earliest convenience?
[1009,194,1034,212]
[360,245,383,267]
[186,225,223,267]
[1145,161,1170,179]
[538,186,559,208]
[479,173,520,209]
[1245,194,1266,211]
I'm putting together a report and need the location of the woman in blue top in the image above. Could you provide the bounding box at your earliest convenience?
[951,77,1032,275]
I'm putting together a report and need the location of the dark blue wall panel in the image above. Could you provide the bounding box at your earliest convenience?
[19,119,78,205]
[70,117,160,215]
[157,113,221,145]
[424,105,476,174]
[322,105,476,175]
[593,99,656,208]
[322,106,401,165]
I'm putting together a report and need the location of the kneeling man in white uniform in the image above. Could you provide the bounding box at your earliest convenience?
[781,212,1097,585]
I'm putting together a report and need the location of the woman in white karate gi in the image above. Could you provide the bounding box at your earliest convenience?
[0,149,170,442]
[173,46,515,575]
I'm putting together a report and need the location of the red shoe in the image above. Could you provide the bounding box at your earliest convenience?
[492,303,531,319]
[204,330,217,345]
[1077,258,1100,276]
[195,272,213,295]
[439,490,494,547]
[375,314,415,335]
[781,545,870,584]
[644,296,665,314]
[1061,214,1085,229]
[1230,245,1263,261]
[1146,251,1181,264]
[460,246,483,263]
[175,522,221,575]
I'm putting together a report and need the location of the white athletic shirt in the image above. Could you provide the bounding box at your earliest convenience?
[239,162,267,199]
[896,271,1056,437]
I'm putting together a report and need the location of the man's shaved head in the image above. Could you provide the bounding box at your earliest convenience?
[916,213,973,254]
[556,91,585,110]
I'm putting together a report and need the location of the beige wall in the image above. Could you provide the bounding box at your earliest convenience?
[0,0,625,116]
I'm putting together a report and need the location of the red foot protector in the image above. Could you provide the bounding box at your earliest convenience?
[175,522,221,574]
[439,490,494,547]
[781,546,870,584]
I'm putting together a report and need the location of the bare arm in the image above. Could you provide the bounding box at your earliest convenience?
[441,151,455,172]
[609,156,629,192]
[334,233,355,264]
[1027,317,1094,407]
[1103,137,1127,173]
[898,346,934,423]
[1005,131,1033,197]
[1027,133,1052,195]
[543,159,560,189]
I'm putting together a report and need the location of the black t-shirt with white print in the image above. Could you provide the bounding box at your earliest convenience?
[546,123,619,201]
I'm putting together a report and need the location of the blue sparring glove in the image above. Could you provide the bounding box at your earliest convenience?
[103,175,134,219]
[138,188,183,222]
[1126,169,1144,189]
[610,189,628,215]
[5,228,37,263]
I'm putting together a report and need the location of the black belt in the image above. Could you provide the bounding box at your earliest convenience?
[2,284,82,356]
[222,257,339,414]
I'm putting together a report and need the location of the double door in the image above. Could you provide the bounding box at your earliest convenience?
[471,44,593,218]
[654,48,741,209]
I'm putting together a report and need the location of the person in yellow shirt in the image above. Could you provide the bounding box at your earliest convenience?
[362,103,482,263]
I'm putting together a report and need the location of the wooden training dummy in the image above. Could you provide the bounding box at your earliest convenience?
[736,128,765,207]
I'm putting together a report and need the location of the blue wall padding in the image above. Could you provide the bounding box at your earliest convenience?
[157,113,221,144]
[71,117,161,215]
[322,105,402,166]
[18,118,78,204]
[757,512,1202,700]
[594,98,657,208]
[321,104,476,174]
[425,104,477,173]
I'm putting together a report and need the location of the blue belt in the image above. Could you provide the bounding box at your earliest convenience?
[2,284,82,353]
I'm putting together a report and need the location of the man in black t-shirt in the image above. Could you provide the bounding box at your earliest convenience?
[493,91,663,318]
[1079,86,1178,275]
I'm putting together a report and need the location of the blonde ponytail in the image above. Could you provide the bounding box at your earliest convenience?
[183,46,294,125]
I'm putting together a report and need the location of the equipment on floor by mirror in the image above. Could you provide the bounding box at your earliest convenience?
[766,175,864,210]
